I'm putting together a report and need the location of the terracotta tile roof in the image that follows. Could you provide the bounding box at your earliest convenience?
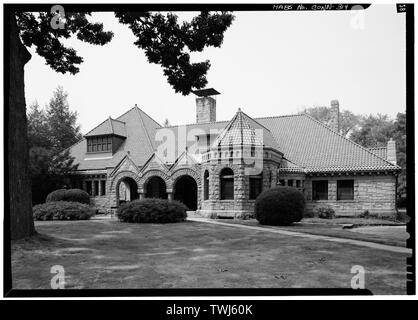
[214,109,279,149]
[256,114,400,172]
[279,158,306,173]
[368,147,387,160]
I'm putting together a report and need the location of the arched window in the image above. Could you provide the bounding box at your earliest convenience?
[204,170,209,200]
[220,168,234,200]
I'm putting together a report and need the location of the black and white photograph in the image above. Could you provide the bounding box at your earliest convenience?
[2,1,415,301]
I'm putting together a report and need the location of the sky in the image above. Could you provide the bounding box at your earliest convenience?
[24,4,406,134]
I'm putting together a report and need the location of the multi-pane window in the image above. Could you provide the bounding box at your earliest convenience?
[220,168,234,200]
[87,136,112,153]
[249,174,263,200]
[337,180,354,200]
[86,181,92,195]
[312,180,328,200]
[94,181,99,196]
[101,180,106,196]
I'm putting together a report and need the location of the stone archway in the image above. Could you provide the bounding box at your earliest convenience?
[116,176,139,205]
[110,171,141,206]
[145,176,168,199]
[173,175,198,210]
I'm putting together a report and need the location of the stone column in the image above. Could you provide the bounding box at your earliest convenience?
[138,188,144,200]
[98,180,102,196]
[82,180,87,192]
[166,188,173,201]
[92,179,96,196]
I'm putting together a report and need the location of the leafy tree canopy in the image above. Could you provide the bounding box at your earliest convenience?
[16,11,234,95]
[301,106,361,137]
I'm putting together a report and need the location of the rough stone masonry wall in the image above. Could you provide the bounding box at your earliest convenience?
[198,160,279,218]
[305,174,397,217]
[89,168,115,214]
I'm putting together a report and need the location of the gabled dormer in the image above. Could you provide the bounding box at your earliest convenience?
[84,117,126,154]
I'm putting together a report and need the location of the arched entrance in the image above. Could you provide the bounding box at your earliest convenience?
[145,176,168,199]
[174,175,198,210]
[117,177,139,205]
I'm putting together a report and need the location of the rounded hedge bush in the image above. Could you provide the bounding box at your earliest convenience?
[46,188,90,205]
[117,198,187,223]
[33,201,96,221]
[255,186,305,226]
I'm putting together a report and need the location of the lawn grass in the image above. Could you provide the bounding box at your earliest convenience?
[11,219,409,294]
[302,217,406,226]
[217,218,408,247]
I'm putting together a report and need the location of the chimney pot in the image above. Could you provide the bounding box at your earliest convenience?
[387,138,397,165]
[329,99,340,133]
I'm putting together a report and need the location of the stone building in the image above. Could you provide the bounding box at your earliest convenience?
[67,89,400,218]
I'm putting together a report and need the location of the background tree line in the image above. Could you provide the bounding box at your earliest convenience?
[302,106,406,202]
[27,86,81,204]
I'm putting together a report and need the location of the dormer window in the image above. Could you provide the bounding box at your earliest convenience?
[87,135,113,153]
[84,117,127,154]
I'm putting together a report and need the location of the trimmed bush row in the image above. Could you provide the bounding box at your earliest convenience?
[117,198,187,223]
[255,186,305,226]
[33,201,96,221]
[46,188,90,205]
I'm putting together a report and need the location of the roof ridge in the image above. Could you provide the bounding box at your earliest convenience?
[114,105,161,128]
[136,106,162,128]
[159,113,306,129]
[84,117,112,136]
[110,118,126,124]
[302,113,399,168]
[136,107,155,155]
[108,117,114,134]
[254,114,305,121]
[215,111,240,146]
[59,137,85,155]
[161,119,230,129]
[239,109,272,132]
[115,105,138,122]
[368,146,387,150]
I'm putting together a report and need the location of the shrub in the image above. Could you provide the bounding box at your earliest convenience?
[358,209,379,219]
[117,198,187,223]
[255,186,305,226]
[315,206,335,219]
[46,188,90,205]
[358,209,370,218]
[33,201,95,221]
[303,210,315,218]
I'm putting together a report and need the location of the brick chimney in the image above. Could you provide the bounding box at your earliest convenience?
[196,96,216,123]
[387,138,397,165]
[329,99,340,133]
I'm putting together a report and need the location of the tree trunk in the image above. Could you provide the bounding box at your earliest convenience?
[8,13,36,239]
